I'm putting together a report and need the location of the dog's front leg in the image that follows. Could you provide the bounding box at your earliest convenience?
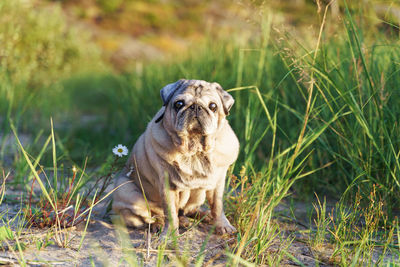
[207,169,237,235]
[160,187,179,239]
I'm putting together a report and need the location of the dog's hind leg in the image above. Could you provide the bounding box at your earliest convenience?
[113,175,155,227]
[118,209,145,228]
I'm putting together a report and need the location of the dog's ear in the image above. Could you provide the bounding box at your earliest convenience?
[156,80,186,123]
[160,79,186,106]
[214,83,234,115]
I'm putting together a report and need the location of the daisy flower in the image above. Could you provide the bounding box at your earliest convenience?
[112,144,128,157]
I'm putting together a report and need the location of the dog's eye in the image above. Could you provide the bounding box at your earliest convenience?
[174,100,185,111]
[209,102,217,112]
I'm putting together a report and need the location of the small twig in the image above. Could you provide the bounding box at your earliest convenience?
[0,256,18,265]
[57,205,73,215]
[114,247,178,253]
[27,260,68,266]
[146,223,151,260]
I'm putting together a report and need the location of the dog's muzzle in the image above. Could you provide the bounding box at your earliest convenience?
[189,103,203,118]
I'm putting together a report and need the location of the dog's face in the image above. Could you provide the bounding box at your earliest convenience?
[159,79,234,138]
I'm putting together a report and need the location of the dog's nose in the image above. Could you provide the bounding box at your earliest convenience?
[190,104,202,117]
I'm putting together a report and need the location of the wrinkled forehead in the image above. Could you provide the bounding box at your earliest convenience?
[176,80,221,98]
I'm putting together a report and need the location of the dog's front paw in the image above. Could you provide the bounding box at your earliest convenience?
[215,217,237,235]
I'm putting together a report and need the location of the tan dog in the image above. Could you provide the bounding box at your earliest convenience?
[112,79,239,236]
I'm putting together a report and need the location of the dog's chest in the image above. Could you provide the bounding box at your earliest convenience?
[169,152,217,189]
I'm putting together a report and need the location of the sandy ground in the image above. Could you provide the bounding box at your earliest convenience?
[0,197,329,267]
[1,189,398,266]
[0,218,234,266]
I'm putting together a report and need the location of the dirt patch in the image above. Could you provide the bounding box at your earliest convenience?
[0,214,238,266]
[0,204,326,266]
[0,189,397,266]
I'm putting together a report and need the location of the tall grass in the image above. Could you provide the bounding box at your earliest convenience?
[1,0,400,265]
[279,3,400,211]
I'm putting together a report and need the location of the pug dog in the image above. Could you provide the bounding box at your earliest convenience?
[112,79,239,237]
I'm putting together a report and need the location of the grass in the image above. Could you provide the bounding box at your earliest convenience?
[1,0,400,265]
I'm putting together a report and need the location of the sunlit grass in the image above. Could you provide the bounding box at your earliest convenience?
[1,0,400,265]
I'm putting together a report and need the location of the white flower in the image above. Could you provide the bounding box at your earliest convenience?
[112,144,128,157]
